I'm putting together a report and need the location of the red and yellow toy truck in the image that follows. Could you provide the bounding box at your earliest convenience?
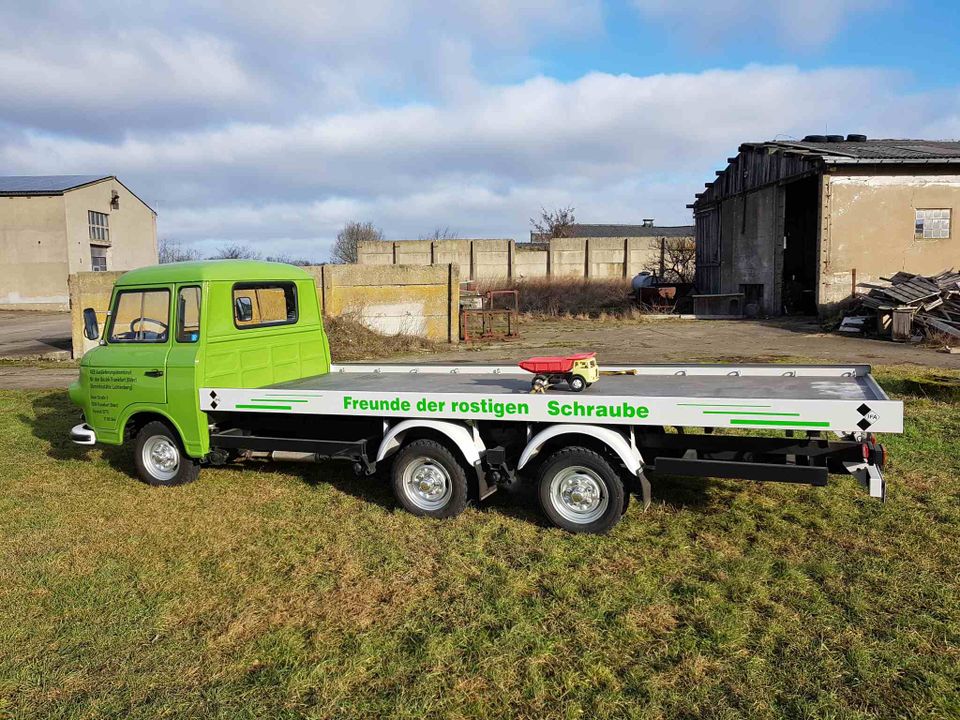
[519,352,599,392]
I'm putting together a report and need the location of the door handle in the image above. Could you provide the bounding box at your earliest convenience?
[144,369,164,378]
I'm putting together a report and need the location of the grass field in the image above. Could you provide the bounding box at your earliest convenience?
[1,366,958,719]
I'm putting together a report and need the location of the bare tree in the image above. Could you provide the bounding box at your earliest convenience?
[419,226,459,241]
[209,243,262,260]
[332,221,383,264]
[643,237,696,283]
[158,238,200,264]
[530,205,576,240]
[264,253,315,266]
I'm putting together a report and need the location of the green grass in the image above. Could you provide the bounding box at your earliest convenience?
[1,367,959,719]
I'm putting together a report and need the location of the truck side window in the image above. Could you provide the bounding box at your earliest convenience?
[108,290,170,343]
[177,286,201,343]
[232,283,298,328]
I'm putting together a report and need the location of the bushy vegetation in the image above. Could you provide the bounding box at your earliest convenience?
[480,277,636,318]
[325,313,438,361]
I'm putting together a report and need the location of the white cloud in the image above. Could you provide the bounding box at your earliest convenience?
[4,62,952,260]
[0,0,602,135]
[0,1,954,262]
[632,0,888,48]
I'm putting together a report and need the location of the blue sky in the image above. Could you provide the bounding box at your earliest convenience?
[541,1,960,88]
[0,0,957,260]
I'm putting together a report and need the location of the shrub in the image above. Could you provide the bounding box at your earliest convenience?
[478,277,635,317]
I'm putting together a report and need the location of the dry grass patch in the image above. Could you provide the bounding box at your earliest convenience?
[325,313,440,362]
[0,365,958,718]
[479,277,636,318]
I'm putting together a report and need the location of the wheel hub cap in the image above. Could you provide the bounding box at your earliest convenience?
[402,460,452,510]
[550,466,608,524]
[142,436,180,481]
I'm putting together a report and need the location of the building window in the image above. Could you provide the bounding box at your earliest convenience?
[88,210,109,242]
[90,246,108,272]
[915,208,951,240]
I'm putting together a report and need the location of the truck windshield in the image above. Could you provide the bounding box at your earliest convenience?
[109,290,170,343]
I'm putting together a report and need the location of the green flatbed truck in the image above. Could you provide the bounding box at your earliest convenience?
[69,260,901,534]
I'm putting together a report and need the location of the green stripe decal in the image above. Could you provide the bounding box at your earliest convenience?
[236,404,292,410]
[678,403,771,408]
[249,398,311,403]
[703,411,800,416]
[729,419,829,428]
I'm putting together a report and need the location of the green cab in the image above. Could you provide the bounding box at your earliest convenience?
[69,260,331,458]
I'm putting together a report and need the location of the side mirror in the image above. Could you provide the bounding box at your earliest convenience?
[82,307,100,340]
[235,296,254,322]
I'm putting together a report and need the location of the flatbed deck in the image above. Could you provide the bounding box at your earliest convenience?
[201,363,902,434]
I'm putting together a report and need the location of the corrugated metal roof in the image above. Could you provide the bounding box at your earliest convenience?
[0,175,111,195]
[565,223,695,238]
[763,139,960,161]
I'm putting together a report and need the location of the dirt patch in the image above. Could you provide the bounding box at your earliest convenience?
[399,316,960,369]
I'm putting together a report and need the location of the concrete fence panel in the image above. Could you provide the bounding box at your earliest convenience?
[68,271,125,356]
[515,247,548,278]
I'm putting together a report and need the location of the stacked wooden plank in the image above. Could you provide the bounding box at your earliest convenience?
[854,270,960,341]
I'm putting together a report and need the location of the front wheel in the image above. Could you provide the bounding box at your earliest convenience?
[134,420,200,486]
[569,375,587,392]
[391,439,469,519]
[538,447,626,534]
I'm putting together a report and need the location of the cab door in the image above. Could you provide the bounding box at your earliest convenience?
[84,286,172,432]
[164,284,207,457]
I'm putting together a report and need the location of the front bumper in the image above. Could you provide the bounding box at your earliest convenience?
[70,423,97,446]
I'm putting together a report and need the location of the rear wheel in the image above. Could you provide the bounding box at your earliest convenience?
[134,420,200,487]
[532,375,549,391]
[538,447,625,534]
[391,439,469,519]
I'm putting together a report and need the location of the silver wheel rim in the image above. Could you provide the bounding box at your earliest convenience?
[142,435,180,482]
[401,458,452,511]
[549,465,608,524]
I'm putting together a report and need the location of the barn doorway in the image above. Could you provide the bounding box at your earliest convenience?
[781,176,819,314]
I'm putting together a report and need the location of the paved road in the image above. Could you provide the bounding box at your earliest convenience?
[0,311,72,358]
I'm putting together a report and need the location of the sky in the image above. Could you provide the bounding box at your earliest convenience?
[1,0,958,260]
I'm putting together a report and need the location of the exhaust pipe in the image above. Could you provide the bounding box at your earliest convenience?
[270,451,319,463]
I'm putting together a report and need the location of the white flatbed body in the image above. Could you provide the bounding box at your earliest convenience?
[200,363,902,434]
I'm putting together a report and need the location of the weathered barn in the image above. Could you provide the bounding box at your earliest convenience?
[690,137,960,317]
[0,175,157,310]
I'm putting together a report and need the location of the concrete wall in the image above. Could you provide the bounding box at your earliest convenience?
[69,270,122,355]
[515,246,548,277]
[0,195,70,309]
[63,180,158,275]
[308,263,459,341]
[70,263,459,357]
[819,171,960,310]
[0,178,157,311]
[358,236,681,280]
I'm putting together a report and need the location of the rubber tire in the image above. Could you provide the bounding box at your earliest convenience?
[391,439,469,519]
[569,375,587,392]
[134,420,200,487]
[532,375,548,391]
[537,447,627,534]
